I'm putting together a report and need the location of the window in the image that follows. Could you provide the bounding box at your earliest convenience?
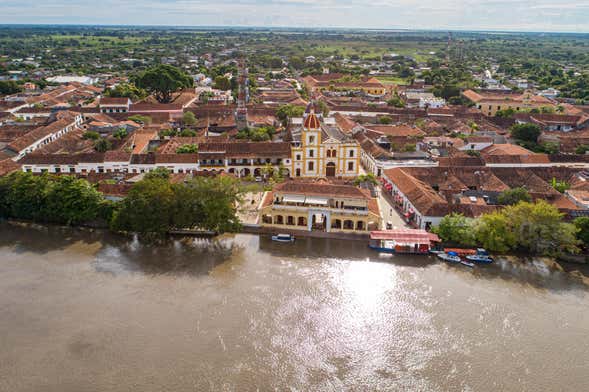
[309,149,314,158]
[308,161,314,171]
[349,150,354,158]
[332,149,337,158]
[326,150,331,158]
[296,154,301,161]
[348,162,354,171]
[309,135,315,144]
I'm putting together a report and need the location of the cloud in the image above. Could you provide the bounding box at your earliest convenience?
[0,0,588,32]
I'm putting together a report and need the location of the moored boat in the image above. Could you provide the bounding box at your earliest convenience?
[465,249,493,263]
[437,251,461,263]
[271,233,295,243]
[460,260,476,268]
[465,254,494,263]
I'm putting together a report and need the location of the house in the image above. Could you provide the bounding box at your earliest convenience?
[289,109,360,178]
[259,180,381,233]
[99,97,131,113]
[303,74,387,97]
[459,136,494,151]
[462,89,555,116]
[5,111,83,159]
[515,113,589,132]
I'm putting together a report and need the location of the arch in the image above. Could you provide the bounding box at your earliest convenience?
[262,215,273,224]
[331,149,337,158]
[356,221,365,231]
[228,168,235,174]
[326,149,332,158]
[331,219,342,229]
[343,220,354,230]
[295,168,301,177]
[297,216,307,226]
[326,162,336,177]
[274,215,284,225]
[254,168,261,176]
[240,168,250,177]
[287,216,295,226]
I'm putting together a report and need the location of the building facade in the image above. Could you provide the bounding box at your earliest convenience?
[290,110,360,178]
[259,181,381,234]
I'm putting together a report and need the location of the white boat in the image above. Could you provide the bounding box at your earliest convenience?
[437,252,461,263]
[271,233,295,243]
[460,260,476,268]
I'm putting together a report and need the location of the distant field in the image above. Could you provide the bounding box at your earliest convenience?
[375,76,409,85]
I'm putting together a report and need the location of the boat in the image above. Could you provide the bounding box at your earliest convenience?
[460,260,476,268]
[465,249,493,263]
[271,233,295,243]
[465,254,494,263]
[437,251,461,263]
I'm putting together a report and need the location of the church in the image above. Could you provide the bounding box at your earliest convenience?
[289,108,360,178]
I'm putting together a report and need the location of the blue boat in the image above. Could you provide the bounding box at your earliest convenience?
[437,251,461,263]
[465,248,493,263]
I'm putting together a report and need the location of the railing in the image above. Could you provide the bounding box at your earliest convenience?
[272,204,369,215]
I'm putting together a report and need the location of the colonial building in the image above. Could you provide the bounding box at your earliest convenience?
[259,180,381,233]
[462,89,555,116]
[290,110,360,178]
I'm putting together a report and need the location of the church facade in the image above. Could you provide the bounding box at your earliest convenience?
[290,110,360,178]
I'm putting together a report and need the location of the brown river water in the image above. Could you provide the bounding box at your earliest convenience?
[0,222,588,392]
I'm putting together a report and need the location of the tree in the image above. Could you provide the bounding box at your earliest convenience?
[551,178,569,193]
[83,131,100,140]
[182,111,196,127]
[353,173,378,186]
[510,123,541,143]
[128,114,152,125]
[113,128,128,140]
[133,64,193,103]
[474,212,516,253]
[0,81,23,95]
[573,217,589,248]
[179,129,197,137]
[276,104,305,126]
[433,213,476,246]
[105,82,147,101]
[498,187,532,205]
[213,75,231,91]
[110,174,175,236]
[44,176,104,225]
[94,138,112,152]
[379,116,392,125]
[176,144,198,154]
[504,200,579,256]
[575,144,589,155]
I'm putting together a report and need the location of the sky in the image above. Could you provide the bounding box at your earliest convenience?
[1,0,589,33]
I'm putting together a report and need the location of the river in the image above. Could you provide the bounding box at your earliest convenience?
[0,222,588,391]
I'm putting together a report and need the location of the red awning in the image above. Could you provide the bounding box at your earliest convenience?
[370,229,440,243]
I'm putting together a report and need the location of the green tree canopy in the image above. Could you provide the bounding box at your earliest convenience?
[182,111,197,126]
[498,187,532,205]
[105,82,147,101]
[213,75,231,91]
[133,64,193,103]
[474,212,516,253]
[433,213,476,246]
[176,144,198,154]
[510,123,541,143]
[504,200,579,256]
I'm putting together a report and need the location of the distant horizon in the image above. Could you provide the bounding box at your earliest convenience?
[1,23,588,36]
[1,0,588,34]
